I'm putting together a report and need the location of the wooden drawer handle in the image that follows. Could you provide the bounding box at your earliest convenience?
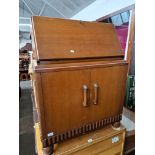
[93,83,99,105]
[83,85,88,107]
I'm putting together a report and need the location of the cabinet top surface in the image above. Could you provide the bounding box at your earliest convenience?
[31,16,123,61]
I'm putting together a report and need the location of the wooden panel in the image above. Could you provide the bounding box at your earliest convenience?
[97,144,123,155]
[35,60,127,73]
[72,134,124,155]
[31,16,123,60]
[41,69,91,135]
[90,65,128,122]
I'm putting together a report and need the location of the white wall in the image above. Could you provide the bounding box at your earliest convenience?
[19,24,31,32]
[71,0,135,21]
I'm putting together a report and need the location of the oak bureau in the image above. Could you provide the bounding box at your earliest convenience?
[30,16,128,154]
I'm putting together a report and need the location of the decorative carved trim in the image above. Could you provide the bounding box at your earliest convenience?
[43,114,122,147]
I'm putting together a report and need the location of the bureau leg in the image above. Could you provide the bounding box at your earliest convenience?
[112,121,120,128]
[42,138,54,155]
[42,144,54,155]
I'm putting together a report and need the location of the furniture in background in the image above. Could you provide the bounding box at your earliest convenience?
[19,43,32,81]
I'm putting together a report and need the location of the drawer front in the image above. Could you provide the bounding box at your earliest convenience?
[97,144,123,155]
[58,133,124,155]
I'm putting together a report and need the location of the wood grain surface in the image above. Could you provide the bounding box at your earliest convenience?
[31,16,123,61]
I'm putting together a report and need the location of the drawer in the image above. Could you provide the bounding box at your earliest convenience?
[97,144,123,155]
[56,133,124,155]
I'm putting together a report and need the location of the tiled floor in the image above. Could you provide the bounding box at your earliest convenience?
[19,81,36,155]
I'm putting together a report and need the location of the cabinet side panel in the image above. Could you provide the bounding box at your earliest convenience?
[33,73,46,140]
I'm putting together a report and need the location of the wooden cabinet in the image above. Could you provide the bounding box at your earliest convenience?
[40,64,127,136]
[31,16,128,152]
